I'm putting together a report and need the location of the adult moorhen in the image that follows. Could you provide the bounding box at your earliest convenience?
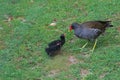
[69,21,113,52]
[45,34,65,57]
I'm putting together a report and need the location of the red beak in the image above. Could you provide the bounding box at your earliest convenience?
[69,26,73,31]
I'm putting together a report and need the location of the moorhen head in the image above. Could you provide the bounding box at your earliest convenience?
[45,34,65,57]
[70,23,80,31]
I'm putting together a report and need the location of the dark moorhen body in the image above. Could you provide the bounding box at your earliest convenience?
[45,34,65,57]
[70,21,113,52]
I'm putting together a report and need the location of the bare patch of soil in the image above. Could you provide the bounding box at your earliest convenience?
[80,69,90,77]
[99,72,108,79]
[48,69,60,77]
[68,55,78,65]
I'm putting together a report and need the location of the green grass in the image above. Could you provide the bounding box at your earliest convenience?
[0,0,120,80]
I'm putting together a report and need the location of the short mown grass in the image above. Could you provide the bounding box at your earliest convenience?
[0,0,120,80]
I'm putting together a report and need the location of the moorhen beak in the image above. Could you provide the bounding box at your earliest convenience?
[69,25,73,31]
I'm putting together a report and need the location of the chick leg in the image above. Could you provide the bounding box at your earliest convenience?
[91,39,98,52]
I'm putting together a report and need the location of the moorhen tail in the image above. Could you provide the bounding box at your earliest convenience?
[69,20,113,52]
[45,34,65,57]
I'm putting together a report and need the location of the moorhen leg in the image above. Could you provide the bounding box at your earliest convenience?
[91,39,98,52]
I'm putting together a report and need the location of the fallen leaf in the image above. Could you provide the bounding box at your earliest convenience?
[4,15,14,22]
[49,22,56,26]
[8,16,13,22]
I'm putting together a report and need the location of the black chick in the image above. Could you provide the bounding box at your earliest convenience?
[69,21,113,52]
[45,34,65,57]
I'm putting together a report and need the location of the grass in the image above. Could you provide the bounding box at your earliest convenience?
[0,0,120,80]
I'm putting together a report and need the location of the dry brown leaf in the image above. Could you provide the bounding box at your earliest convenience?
[4,15,14,22]
[9,16,13,21]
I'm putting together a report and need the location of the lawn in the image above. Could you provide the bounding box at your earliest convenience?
[0,0,120,80]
